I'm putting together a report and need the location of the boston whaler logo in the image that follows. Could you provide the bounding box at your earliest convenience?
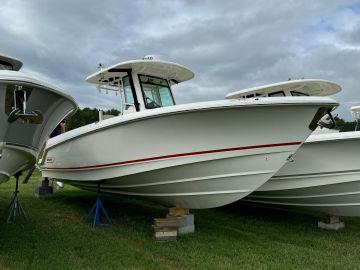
[46,157,55,163]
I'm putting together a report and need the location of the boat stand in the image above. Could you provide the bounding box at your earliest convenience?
[6,172,27,223]
[318,215,345,230]
[35,177,54,198]
[167,207,195,235]
[83,183,111,228]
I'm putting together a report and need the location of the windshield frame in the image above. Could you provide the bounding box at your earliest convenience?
[138,74,176,109]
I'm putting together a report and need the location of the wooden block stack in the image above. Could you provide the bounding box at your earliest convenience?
[169,207,189,217]
[153,217,180,241]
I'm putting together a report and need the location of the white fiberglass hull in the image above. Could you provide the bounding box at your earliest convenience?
[0,71,77,182]
[41,97,336,209]
[246,132,360,216]
[0,145,35,183]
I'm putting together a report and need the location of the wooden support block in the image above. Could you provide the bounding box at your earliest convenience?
[152,214,189,241]
[318,215,345,230]
[325,215,340,224]
[152,225,177,232]
[154,230,177,237]
[169,207,189,217]
[153,225,178,241]
[154,230,177,241]
[153,217,180,228]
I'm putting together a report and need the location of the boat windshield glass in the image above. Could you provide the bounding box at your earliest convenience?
[0,60,13,70]
[290,91,309,96]
[123,76,134,105]
[268,91,285,97]
[139,75,175,109]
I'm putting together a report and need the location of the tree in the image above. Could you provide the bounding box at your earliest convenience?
[65,108,120,131]
[334,116,357,132]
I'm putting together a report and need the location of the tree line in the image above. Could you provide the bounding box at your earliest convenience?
[65,108,120,131]
[334,116,357,132]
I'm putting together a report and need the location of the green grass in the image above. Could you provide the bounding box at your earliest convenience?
[0,170,360,269]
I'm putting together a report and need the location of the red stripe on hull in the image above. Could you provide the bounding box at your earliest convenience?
[42,141,301,171]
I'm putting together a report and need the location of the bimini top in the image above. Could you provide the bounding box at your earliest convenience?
[226,79,341,99]
[86,59,195,87]
[0,54,23,71]
[351,105,360,121]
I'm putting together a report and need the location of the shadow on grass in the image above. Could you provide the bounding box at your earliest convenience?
[53,186,319,232]
[214,200,323,231]
[222,200,316,220]
[51,187,169,225]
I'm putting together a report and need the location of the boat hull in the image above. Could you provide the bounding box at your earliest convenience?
[62,151,294,209]
[246,132,360,216]
[41,99,335,209]
[0,76,77,181]
[0,145,35,183]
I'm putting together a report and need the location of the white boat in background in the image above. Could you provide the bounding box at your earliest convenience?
[248,131,360,216]
[0,54,77,183]
[40,59,337,209]
[351,105,360,131]
[229,80,360,217]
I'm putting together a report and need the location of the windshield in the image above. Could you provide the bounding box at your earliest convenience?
[0,60,13,70]
[139,75,175,109]
[123,76,134,105]
[268,91,285,97]
[290,91,309,96]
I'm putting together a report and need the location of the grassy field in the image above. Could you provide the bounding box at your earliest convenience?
[0,170,360,270]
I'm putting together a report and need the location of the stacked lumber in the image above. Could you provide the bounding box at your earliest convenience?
[153,217,180,241]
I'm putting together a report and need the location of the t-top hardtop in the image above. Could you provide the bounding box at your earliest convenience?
[226,79,341,99]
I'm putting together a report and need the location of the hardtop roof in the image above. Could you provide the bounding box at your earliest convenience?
[351,105,360,120]
[86,59,194,85]
[0,70,78,107]
[226,79,341,99]
[351,105,360,113]
[0,54,23,71]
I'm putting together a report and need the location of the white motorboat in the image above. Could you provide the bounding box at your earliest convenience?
[248,132,360,217]
[0,54,77,183]
[40,60,337,209]
[229,80,360,217]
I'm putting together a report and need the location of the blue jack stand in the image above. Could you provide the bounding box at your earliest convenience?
[83,183,111,228]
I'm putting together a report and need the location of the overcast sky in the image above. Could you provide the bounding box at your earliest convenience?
[1,0,360,119]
